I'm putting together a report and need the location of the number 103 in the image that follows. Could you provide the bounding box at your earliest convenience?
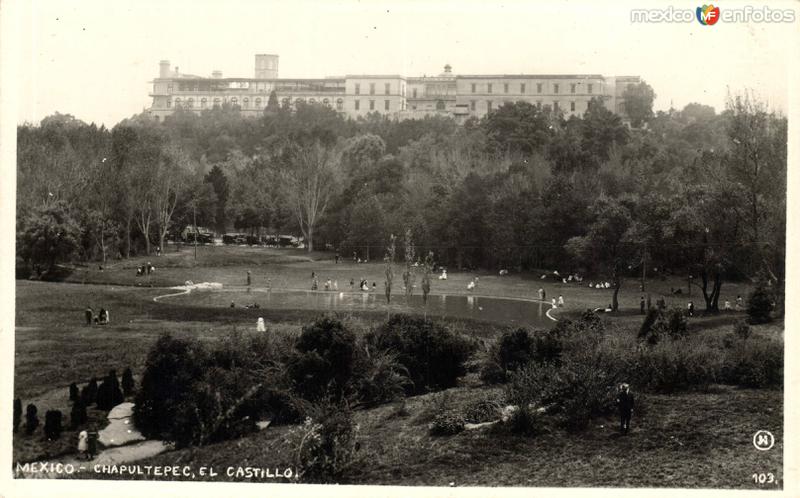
[752,473,775,485]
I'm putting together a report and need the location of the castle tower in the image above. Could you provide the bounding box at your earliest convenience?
[254,54,279,79]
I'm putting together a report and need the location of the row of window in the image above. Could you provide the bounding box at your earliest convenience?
[166,96,346,110]
[353,99,400,111]
[469,82,594,95]
[354,82,399,96]
[473,100,579,112]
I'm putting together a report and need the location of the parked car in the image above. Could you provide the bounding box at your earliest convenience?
[181,225,215,244]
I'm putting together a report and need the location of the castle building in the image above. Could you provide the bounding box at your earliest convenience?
[147,54,640,123]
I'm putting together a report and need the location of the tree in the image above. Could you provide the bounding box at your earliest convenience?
[265,90,280,114]
[44,410,64,440]
[747,284,773,324]
[421,251,434,306]
[340,133,386,176]
[70,398,88,429]
[13,398,22,433]
[482,101,554,156]
[17,201,82,272]
[204,165,229,234]
[96,370,125,411]
[622,81,656,128]
[402,228,416,298]
[25,404,39,435]
[283,142,340,252]
[122,367,135,397]
[69,383,79,402]
[566,198,636,311]
[384,234,396,304]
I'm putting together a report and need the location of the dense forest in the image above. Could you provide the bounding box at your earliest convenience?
[16,87,787,312]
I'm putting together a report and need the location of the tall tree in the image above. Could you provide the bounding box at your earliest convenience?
[622,81,656,128]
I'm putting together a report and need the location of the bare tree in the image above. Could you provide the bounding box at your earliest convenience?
[283,142,339,252]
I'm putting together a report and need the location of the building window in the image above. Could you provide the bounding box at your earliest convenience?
[554,84,559,94]
[436,100,445,110]
[487,100,493,112]
[588,84,593,94]
[336,98,343,111]
[369,83,375,95]
[231,97,238,107]
[213,97,221,107]
[385,83,391,95]
[570,101,576,112]
[504,83,509,93]
[187,98,194,108]
[537,83,543,93]
[385,100,390,111]
[355,83,360,95]
[369,100,375,110]
[281,97,290,107]
[571,83,576,94]
[255,97,261,108]
[201,97,207,108]
[174,97,181,107]
[243,97,249,108]
[309,98,316,104]
[553,101,559,112]
[412,88,417,99]
[488,83,493,94]
[166,99,172,108]
[355,100,360,111]
[470,100,476,111]
[521,83,526,93]
[471,83,476,93]
[323,98,330,107]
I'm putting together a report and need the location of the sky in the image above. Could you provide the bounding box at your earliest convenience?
[5,0,799,127]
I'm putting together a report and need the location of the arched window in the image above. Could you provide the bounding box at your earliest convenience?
[231,97,238,107]
[308,98,316,104]
[201,97,207,108]
[243,97,249,108]
[166,99,172,108]
[295,98,305,105]
[213,97,221,107]
[255,97,262,108]
[174,97,181,108]
[281,97,291,107]
[187,98,194,108]
[336,98,343,111]
[323,98,330,107]
[436,100,445,110]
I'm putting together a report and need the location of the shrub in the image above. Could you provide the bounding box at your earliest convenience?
[638,308,688,345]
[81,377,98,406]
[508,405,542,436]
[351,346,411,407]
[481,328,536,384]
[287,403,361,483]
[13,398,22,433]
[70,398,88,429]
[747,284,773,324]
[463,398,503,424]
[734,320,752,341]
[368,315,475,394]
[121,367,135,397]
[638,308,660,342]
[96,370,125,411]
[632,340,721,392]
[25,404,39,435]
[429,409,466,436]
[722,338,783,388]
[289,317,357,401]
[44,410,63,440]
[69,383,79,402]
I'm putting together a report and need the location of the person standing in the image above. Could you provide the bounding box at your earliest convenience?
[688,301,694,317]
[616,383,634,435]
[256,317,266,332]
[87,426,99,460]
[85,306,93,326]
[78,430,89,460]
[557,295,564,307]
[640,296,646,314]
[537,288,543,301]
[551,297,557,308]
[247,271,251,286]
[542,289,546,302]
[736,295,743,310]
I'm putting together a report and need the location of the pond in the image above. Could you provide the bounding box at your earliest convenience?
[163,288,556,328]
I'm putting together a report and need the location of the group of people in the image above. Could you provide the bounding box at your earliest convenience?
[77,426,99,460]
[135,262,155,277]
[84,306,110,325]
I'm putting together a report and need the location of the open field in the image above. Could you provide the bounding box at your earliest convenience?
[13,246,781,487]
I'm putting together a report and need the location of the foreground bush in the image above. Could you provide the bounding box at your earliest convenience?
[368,315,475,394]
[480,328,536,384]
[351,347,411,407]
[429,409,466,436]
[286,403,361,483]
[638,308,688,345]
[722,337,783,388]
[43,410,63,440]
[288,317,357,401]
[747,284,774,324]
[96,370,125,411]
[632,340,722,392]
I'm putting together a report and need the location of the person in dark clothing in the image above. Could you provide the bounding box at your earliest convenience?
[688,301,695,317]
[85,306,93,326]
[86,425,99,460]
[640,296,645,314]
[616,383,634,435]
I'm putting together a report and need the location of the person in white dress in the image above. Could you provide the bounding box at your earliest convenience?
[467,280,475,291]
[256,317,266,332]
[558,295,565,307]
[78,430,89,460]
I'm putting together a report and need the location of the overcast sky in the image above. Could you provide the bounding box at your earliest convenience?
[7,0,798,126]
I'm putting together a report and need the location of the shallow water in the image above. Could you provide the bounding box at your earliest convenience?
[166,288,556,328]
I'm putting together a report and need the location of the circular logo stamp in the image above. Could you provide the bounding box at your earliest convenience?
[753,430,775,451]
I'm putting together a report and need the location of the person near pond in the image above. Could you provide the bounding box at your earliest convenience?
[85,306,93,326]
[361,279,369,292]
[687,301,695,317]
[736,295,743,310]
[616,383,635,435]
[98,308,109,324]
[467,280,475,291]
[557,295,564,307]
[256,317,266,332]
[350,278,355,290]
[333,280,339,291]
[537,288,544,301]
[551,297,557,308]
[439,269,448,280]
[87,426,99,460]
[542,289,546,302]
[640,296,646,314]
[372,282,377,291]
[724,300,731,311]
[78,429,89,460]
[312,278,319,291]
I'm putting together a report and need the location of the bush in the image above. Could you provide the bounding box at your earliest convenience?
[96,370,125,411]
[638,308,660,341]
[81,378,98,406]
[13,398,22,433]
[25,404,39,435]
[429,409,466,436]
[463,398,503,424]
[289,317,357,401]
[507,405,542,436]
[722,338,783,388]
[44,410,63,440]
[69,383,79,402]
[747,285,773,324]
[287,403,361,483]
[351,346,411,407]
[734,320,752,341]
[368,315,475,394]
[632,341,722,393]
[638,308,688,345]
[70,398,88,429]
[121,367,135,397]
[481,328,536,384]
